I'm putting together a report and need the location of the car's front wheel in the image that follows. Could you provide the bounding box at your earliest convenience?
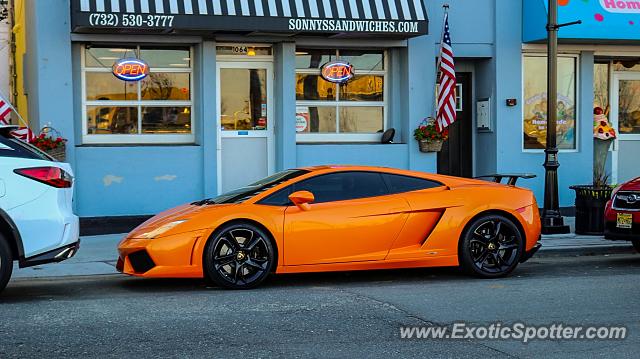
[632,239,640,253]
[204,223,275,289]
[0,233,13,293]
[459,214,524,278]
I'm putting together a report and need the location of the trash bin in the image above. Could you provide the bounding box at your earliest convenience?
[569,185,614,235]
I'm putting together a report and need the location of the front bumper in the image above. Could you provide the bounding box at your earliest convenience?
[520,242,541,263]
[604,221,640,241]
[117,230,206,278]
[19,240,80,268]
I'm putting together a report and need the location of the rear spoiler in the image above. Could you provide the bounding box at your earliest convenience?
[475,173,536,186]
[0,125,18,138]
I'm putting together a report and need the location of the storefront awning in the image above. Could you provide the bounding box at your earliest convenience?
[72,0,428,38]
[524,0,640,43]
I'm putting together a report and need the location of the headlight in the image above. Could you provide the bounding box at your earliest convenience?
[139,220,188,239]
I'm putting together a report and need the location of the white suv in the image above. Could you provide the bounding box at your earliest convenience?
[0,125,80,293]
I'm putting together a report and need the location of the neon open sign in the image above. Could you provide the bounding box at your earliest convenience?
[112,58,150,81]
[321,61,354,84]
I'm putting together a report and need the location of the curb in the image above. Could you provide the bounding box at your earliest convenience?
[536,244,636,257]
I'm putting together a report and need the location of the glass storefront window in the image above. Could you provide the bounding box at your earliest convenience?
[295,74,337,101]
[141,73,191,101]
[219,68,269,131]
[523,55,577,150]
[86,106,138,135]
[594,62,610,112]
[295,48,386,141]
[85,72,137,101]
[618,80,640,134]
[83,45,193,143]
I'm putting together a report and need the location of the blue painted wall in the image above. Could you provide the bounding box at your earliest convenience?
[24,0,600,217]
[74,146,204,216]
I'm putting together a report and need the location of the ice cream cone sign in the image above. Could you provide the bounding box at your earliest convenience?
[593,107,617,141]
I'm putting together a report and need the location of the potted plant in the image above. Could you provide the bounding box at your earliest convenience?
[30,130,67,162]
[569,107,617,235]
[414,118,449,153]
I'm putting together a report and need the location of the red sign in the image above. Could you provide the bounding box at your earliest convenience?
[321,61,354,83]
[112,58,150,81]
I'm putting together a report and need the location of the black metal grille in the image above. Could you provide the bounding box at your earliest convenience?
[613,191,640,211]
[128,250,156,273]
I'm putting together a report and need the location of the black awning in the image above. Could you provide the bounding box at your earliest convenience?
[72,0,428,37]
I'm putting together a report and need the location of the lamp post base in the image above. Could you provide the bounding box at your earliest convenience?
[541,212,571,235]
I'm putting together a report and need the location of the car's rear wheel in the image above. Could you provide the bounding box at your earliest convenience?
[0,234,13,293]
[204,223,274,289]
[459,214,523,278]
[632,239,640,253]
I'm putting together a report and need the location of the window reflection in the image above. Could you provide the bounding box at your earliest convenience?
[142,107,192,134]
[296,74,337,101]
[618,80,640,134]
[341,75,384,102]
[86,106,138,134]
[220,68,268,131]
[141,73,191,101]
[523,56,577,150]
[340,107,383,133]
[86,72,137,101]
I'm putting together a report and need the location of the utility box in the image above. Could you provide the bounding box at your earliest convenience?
[477,99,491,132]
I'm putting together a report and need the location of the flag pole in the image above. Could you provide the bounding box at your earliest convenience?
[432,4,450,121]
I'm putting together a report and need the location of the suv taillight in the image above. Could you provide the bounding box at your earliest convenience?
[14,167,73,188]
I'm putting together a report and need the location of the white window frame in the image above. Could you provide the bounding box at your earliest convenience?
[521,52,580,153]
[81,45,195,145]
[295,49,388,143]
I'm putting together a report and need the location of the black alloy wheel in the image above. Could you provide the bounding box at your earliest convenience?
[0,234,13,294]
[204,223,274,289]
[459,214,523,278]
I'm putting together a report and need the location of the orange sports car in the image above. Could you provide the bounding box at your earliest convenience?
[117,166,542,289]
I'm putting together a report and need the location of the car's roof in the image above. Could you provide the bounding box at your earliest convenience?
[296,165,492,187]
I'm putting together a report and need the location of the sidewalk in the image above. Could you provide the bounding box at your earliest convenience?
[11,217,636,279]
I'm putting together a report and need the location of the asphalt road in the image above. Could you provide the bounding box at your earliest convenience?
[1,254,639,359]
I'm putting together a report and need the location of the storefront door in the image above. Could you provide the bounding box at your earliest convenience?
[437,73,473,178]
[217,61,274,193]
[611,72,640,183]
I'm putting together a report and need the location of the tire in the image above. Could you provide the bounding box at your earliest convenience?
[459,214,524,278]
[0,234,13,294]
[632,239,640,254]
[204,222,275,289]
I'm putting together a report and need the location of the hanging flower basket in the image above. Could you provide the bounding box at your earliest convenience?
[418,139,443,153]
[29,127,67,162]
[414,118,448,153]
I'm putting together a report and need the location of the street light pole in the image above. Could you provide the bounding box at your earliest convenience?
[541,0,573,234]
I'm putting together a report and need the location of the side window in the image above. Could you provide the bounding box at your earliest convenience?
[382,174,443,194]
[293,172,388,204]
[258,187,292,206]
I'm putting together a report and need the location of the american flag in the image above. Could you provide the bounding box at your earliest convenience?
[0,95,35,142]
[436,12,457,133]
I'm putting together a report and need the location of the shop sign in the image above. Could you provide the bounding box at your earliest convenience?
[321,61,354,84]
[112,58,150,81]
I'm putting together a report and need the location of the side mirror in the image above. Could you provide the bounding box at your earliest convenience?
[289,191,315,211]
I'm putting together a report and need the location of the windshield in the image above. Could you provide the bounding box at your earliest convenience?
[0,135,54,161]
[197,169,310,205]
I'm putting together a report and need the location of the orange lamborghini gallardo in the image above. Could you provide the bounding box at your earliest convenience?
[117,166,542,289]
